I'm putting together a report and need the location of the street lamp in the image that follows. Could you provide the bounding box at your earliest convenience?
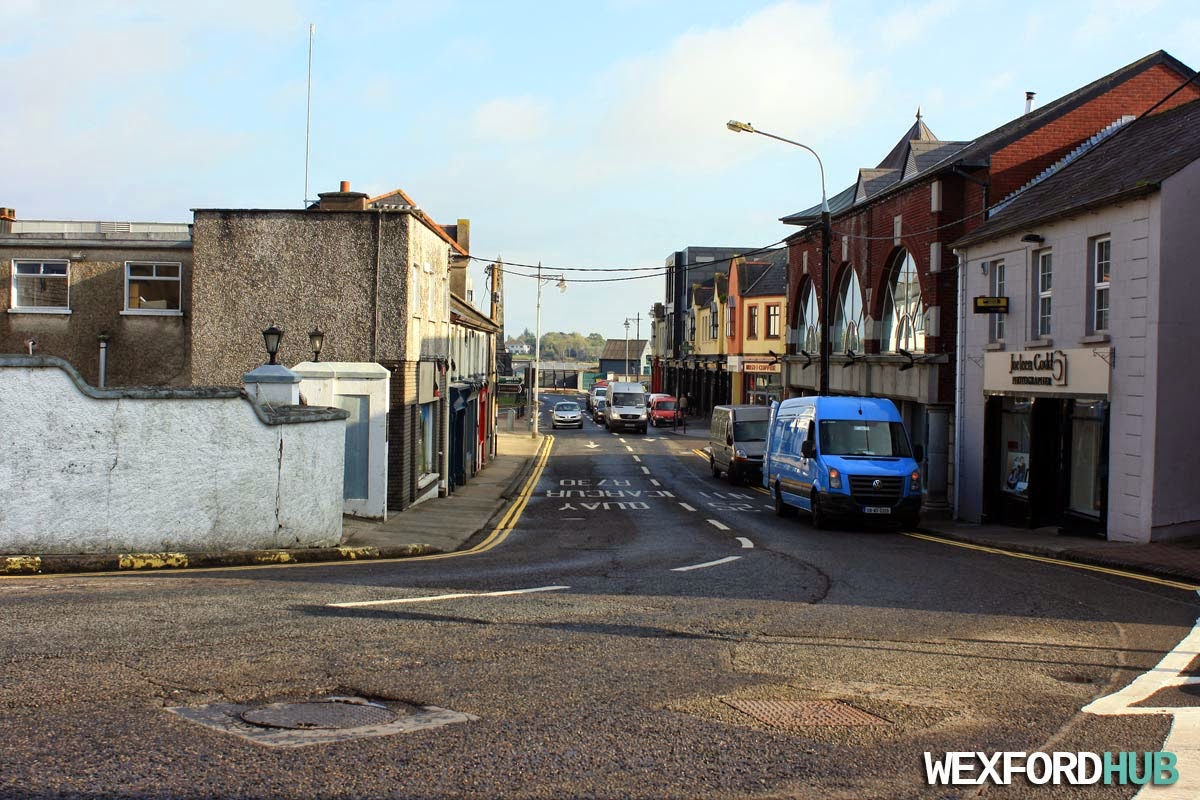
[727,120,832,396]
[624,319,631,380]
[262,324,284,366]
[532,261,567,438]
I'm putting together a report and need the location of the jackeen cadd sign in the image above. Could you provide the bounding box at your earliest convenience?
[983,347,1111,396]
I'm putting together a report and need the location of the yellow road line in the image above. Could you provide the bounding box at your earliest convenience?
[903,531,1200,592]
[691,448,708,459]
[1,436,557,579]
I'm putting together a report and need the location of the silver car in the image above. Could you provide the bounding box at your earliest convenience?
[551,401,584,429]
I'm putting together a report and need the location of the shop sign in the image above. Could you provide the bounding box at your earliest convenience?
[744,361,781,374]
[727,355,742,371]
[973,296,1009,314]
[984,347,1111,396]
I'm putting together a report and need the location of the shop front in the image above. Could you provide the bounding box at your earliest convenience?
[981,348,1112,535]
[741,358,782,405]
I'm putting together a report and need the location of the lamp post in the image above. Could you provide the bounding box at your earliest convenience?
[308,325,325,362]
[726,120,831,396]
[532,261,567,438]
[624,319,630,380]
[262,324,284,366]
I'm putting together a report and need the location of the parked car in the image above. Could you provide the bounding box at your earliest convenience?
[648,396,680,427]
[603,381,648,434]
[763,396,923,528]
[551,401,584,429]
[708,405,770,484]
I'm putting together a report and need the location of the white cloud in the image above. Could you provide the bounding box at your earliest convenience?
[877,0,961,49]
[471,97,551,141]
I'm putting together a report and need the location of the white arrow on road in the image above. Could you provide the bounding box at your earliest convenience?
[585,441,600,449]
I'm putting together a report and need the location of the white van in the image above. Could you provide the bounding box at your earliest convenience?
[708,404,771,484]
[603,381,648,433]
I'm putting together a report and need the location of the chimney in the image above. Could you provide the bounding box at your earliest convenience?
[316,180,369,212]
[0,207,13,234]
[449,218,470,299]
[1025,91,1036,114]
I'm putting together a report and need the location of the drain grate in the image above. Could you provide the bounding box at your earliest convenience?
[723,699,888,728]
[241,698,397,730]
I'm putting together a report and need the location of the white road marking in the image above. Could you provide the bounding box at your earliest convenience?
[641,466,650,474]
[1084,592,1200,799]
[707,519,730,531]
[679,503,696,512]
[328,585,570,608]
[562,517,585,521]
[625,446,633,452]
[619,438,627,443]
[649,479,661,486]
[671,556,742,572]
[585,441,599,449]
[644,438,658,442]
[632,455,641,463]
[763,504,774,510]
[736,537,754,549]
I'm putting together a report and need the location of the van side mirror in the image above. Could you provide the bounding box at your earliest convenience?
[726,434,733,446]
[801,439,815,459]
[913,444,924,462]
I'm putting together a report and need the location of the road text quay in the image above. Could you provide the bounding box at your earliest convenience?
[547,490,675,498]
[923,751,1178,786]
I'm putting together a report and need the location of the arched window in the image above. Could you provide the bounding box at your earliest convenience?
[881,250,925,353]
[832,267,864,352]
[800,281,820,351]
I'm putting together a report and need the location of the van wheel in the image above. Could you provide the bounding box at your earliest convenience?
[774,483,796,517]
[810,491,829,530]
[727,466,741,486]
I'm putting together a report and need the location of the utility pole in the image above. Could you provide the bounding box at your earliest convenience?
[624,313,642,380]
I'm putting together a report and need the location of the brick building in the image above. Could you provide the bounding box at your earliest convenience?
[782,50,1200,514]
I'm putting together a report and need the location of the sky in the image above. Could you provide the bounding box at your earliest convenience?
[4,0,1199,341]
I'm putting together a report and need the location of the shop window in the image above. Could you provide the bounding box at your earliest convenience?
[11,259,70,312]
[989,260,1006,343]
[1069,401,1106,518]
[881,250,925,353]
[125,261,182,314]
[1090,237,1111,333]
[832,267,863,352]
[1000,397,1032,497]
[418,403,436,476]
[1035,250,1052,338]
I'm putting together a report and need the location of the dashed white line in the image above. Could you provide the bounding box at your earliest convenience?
[679,502,696,512]
[619,438,627,443]
[328,585,571,608]
[736,537,754,549]
[707,519,730,531]
[641,466,651,474]
[649,479,661,486]
[632,455,641,463]
[671,556,742,572]
[625,446,633,452]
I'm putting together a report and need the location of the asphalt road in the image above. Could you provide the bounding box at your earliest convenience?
[2,392,1197,799]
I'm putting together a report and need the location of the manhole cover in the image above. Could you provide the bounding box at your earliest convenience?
[241,698,397,730]
[723,699,887,728]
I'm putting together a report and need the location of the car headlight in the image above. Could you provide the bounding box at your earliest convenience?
[638,412,646,420]
[735,449,747,459]
[828,468,842,490]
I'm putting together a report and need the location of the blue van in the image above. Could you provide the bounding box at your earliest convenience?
[763,396,923,528]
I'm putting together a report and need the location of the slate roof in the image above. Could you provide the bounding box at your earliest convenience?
[740,248,788,298]
[781,51,1195,227]
[954,98,1200,247]
[599,339,648,360]
[692,285,715,306]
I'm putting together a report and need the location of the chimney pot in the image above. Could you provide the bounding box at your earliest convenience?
[1025,91,1036,114]
[340,180,351,192]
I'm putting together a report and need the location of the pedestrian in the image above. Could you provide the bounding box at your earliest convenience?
[679,393,689,418]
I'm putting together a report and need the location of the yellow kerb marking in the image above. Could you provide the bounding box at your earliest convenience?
[4,556,42,574]
[337,546,380,560]
[118,552,188,570]
[255,551,296,564]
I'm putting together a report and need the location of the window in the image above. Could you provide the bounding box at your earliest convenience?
[726,298,735,338]
[747,305,759,338]
[832,267,864,352]
[1000,398,1032,496]
[708,306,719,340]
[766,304,780,338]
[418,403,435,476]
[1035,250,1052,338]
[688,309,696,343]
[125,261,182,313]
[11,259,69,311]
[818,420,912,457]
[1092,237,1111,333]
[989,260,1006,342]
[881,250,925,353]
[800,281,820,351]
[1069,400,1106,518]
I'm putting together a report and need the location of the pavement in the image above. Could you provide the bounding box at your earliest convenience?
[5,412,1200,589]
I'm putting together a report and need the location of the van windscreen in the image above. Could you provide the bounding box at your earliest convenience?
[818,420,911,457]
[611,392,644,408]
[733,420,768,442]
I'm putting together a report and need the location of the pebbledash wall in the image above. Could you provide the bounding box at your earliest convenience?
[0,356,346,554]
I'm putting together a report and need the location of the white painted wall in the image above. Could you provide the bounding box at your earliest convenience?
[0,359,344,553]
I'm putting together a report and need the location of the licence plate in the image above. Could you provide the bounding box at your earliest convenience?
[864,506,892,515]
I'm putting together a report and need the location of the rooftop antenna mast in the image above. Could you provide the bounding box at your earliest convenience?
[303,23,315,207]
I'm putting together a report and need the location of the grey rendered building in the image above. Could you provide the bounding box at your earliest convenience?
[953,99,1200,542]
